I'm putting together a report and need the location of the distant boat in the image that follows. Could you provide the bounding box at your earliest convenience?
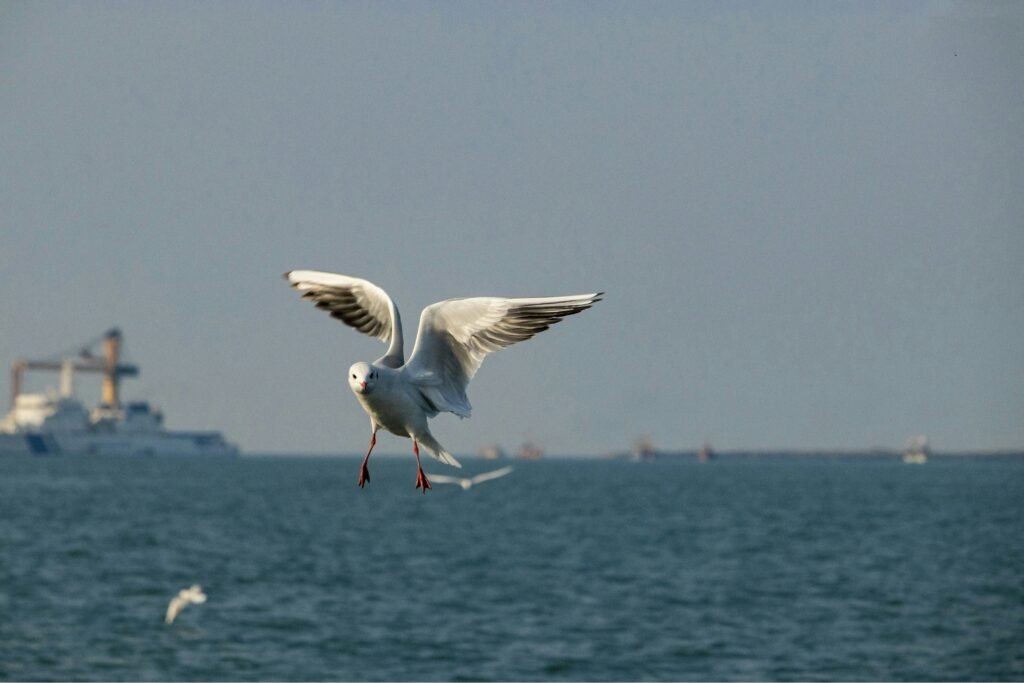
[630,437,657,462]
[696,442,715,463]
[477,444,507,460]
[516,442,544,460]
[903,435,929,464]
[610,437,703,462]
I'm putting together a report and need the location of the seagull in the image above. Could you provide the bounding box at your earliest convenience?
[284,270,601,493]
[428,465,515,490]
[165,584,207,625]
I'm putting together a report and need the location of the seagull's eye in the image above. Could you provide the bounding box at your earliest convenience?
[351,374,356,379]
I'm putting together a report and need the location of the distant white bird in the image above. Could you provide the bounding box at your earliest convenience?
[284,270,601,493]
[427,466,515,490]
[165,584,207,625]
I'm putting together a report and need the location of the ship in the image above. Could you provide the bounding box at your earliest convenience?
[609,438,715,463]
[477,444,508,460]
[516,441,544,460]
[696,441,715,463]
[0,329,239,457]
[902,434,929,464]
[631,437,657,462]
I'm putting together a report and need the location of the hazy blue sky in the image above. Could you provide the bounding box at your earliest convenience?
[1,2,1021,455]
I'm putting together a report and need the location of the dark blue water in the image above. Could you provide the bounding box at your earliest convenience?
[1,454,1022,681]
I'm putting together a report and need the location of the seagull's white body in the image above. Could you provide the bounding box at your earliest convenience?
[284,270,601,491]
[165,584,206,624]
[348,363,451,463]
[428,466,515,490]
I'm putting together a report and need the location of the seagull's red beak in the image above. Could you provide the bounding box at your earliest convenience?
[359,381,367,391]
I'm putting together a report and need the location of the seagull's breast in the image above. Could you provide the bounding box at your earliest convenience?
[354,382,427,437]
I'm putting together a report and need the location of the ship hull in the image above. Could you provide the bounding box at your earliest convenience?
[0,431,238,457]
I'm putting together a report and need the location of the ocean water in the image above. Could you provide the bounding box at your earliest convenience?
[1,454,1022,681]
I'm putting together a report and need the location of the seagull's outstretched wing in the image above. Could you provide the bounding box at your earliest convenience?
[424,473,466,486]
[404,293,601,417]
[165,595,187,624]
[470,466,514,484]
[284,270,405,367]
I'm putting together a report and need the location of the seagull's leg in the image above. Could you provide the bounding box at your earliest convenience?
[358,431,377,488]
[413,440,431,493]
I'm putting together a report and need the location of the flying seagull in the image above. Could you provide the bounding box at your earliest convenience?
[165,584,207,625]
[284,270,601,492]
[427,466,515,490]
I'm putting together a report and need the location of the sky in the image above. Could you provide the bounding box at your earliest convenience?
[1,1,1021,455]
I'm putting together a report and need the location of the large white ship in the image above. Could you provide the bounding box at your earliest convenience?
[0,329,239,456]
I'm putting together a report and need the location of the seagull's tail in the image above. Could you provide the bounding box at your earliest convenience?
[417,433,462,469]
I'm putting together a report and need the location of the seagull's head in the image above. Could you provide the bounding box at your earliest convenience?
[348,362,378,395]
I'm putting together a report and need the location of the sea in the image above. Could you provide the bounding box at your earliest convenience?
[1,453,1022,682]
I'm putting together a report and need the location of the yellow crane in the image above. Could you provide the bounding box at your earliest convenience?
[8,328,139,409]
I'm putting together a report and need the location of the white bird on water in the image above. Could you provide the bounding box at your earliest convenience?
[165,584,206,625]
[427,466,515,490]
[284,270,601,493]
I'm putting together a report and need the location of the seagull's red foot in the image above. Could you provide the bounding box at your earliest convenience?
[411,440,431,494]
[358,432,376,489]
[415,467,432,493]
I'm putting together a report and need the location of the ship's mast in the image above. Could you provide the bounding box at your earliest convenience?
[59,359,75,398]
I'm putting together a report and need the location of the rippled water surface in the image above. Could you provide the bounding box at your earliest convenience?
[1,454,1022,681]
